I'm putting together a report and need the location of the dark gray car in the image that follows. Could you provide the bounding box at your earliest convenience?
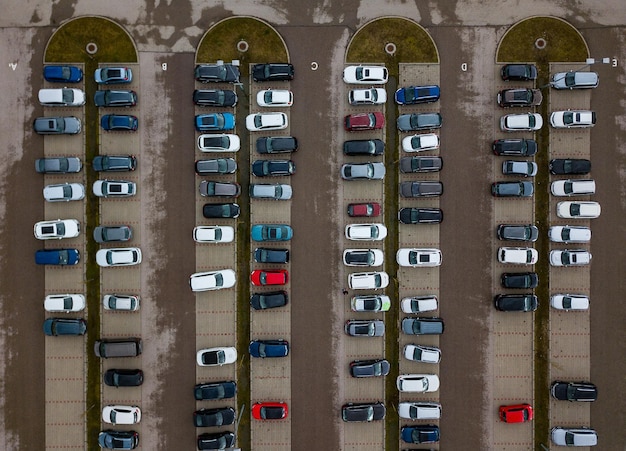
[195,158,237,175]
[199,181,241,197]
[35,157,82,173]
[350,359,390,378]
[251,159,296,177]
[33,116,81,135]
[193,89,238,107]
[342,402,386,422]
[93,226,132,243]
[497,224,539,241]
[491,181,533,197]
[400,156,443,173]
[194,407,236,427]
[398,208,443,224]
[254,248,289,263]
[402,317,444,335]
[202,203,240,219]
[494,294,538,312]
[397,113,442,131]
[93,155,137,172]
[250,291,288,310]
[343,139,385,156]
[256,136,298,153]
[94,90,137,107]
[400,181,443,197]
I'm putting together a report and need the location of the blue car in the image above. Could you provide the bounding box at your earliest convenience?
[35,249,80,265]
[43,318,87,336]
[395,85,440,105]
[249,339,289,358]
[251,224,293,242]
[195,113,235,132]
[101,115,138,131]
[98,430,139,450]
[401,425,440,444]
[43,65,83,83]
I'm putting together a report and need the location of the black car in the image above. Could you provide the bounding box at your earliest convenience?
[550,381,597,402]
[491,181,533,197]
[256,136,298,154]
[341,402,386,422]
[252,63,294,81]
[254,248,289,263]
[193,407,236,427]
[343,139,384,156]
[93,155,137,172]
[93,226,132,243]
[194,381,237,401]
[193,89,238,107]
[497,88,543,107]
[202,203,240,219]
[398,208,443,224]
[497,224,539,241]
[549,158,591,175]
[94,90,137,107]
[104,369,144,387]
[494,294,538,312]
[197,432,235,450]
[194,64,240,83]
[501,272,538,289]
[349,359,390,378]
[251,160,296,177]
[98,430,139,450]
[195,158,237,175]
[500,64,538,81]
[399,156,443,173]
[250,291,288,310]
[492,138,537,156]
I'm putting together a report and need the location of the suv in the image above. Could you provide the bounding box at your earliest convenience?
[94,90,137,107]
[35,249,80,265]
[394,85,440,105]
[93,155,137,172]
[497,88,543,107]
[550,381,597,401]
[33,116,81,135]
[400,156,443,173]
[551,71,599,89]
[252,63,294,81]
[551,427,597,447]
[501,272,538,289]
[500,64,537,81]
[93,180,136,197]
[551,179,595,196]
[400,181,443,197]
[498,247,538,264]
[199,181,241,197]
[549,250,591,267]
[348,272,389,290]
[550,110,596,128]
[500,113,543,131]
[492,138,537,156]
[397,113,442,131]
[398,207,443,224]
[401,317,444,335]
[491,181,533,197]
[494,294,538,312]
[497,224,538,241]
[94,338,142,358]
[549,158,591,175]
[343,139,384,156]
[193,89,237,107]
[256,136,298,153]
[195,158,237,175]
[194,64,240,83]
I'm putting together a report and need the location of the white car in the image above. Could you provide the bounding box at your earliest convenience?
[498,247,538,265]
[190,269,236,292]
[197,134,240,152]
[398,402,442,420]
[256,89,293,107]
[245,112,288,131]
[500,113,543,131]
[193,226,234,243]
[343,249,384,267]
[396,248,442,267]
[550,110,596,128]
[343,65,388,84]
[401,133,440,152]
[102,405,141,425]
[43,183,85,202]
[96,248,142,267]
[44,294,86,312]
[551,427,597,447]
[93,180,136,197]
[401,296,438,313]
[396,374,440,392]
[345,223,387,241]
[550,250,591,267]
[196,346,237,366]
[550,294,590,311]
[348,271,389,290]
[403,344,441,363]
[556,201,601,219]
[548,225,591,243]
[34,219,80,240]
[38,88,86,106]
[348,88,387,105]
[103,294,140,311]
[551,179,595,196]
[350,295,391,312]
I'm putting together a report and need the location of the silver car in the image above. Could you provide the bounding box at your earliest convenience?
[341,162,385,180]
[344,319,385,337]
[249,184,292,200]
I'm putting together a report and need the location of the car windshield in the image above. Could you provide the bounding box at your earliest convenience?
[62,90,74,103]
[562,112,574,125]
[254,115,263,127]
[570,204,580,216]
[528,115,536,127]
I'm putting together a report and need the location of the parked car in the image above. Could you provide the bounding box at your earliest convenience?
[194,64,240,83]
[497,224,539,241]
[252,159,295,176]
[101,114,138,131]
[256,136,298,153]
[343,65,388,84]
[501,272,538,289]
[551,179,595,196]
[33,116,81,135]
[195,158,237,175]
[347,202,380,217]
[98,430,139,450]
[348,272,389,290]
[341,402,386,422]
[499,404,533,423]
[93,180,136,197]
[403,344,441,363]
[396,248,442,267]
[93,155,137,172]
[500,113,543,131]
[38,88,85,106]
[344,319,385,337]
[551,427,597,447]
[502,160,537,176]
[197,134,240,152]
[44,294,85,312]
[202,203,240,218]
[250,291,288,310]
[93,226,132,243]
[550,294,590,311]
[193,89,237,107]
[550,381,597,401]
[95,67,132,84]
[401,296,438,313]
[252,63,294,81]
[494,294,538,312]
[102,406,141,425]
[35,157,82,173]
[251,224,293,242]
[249,339,289,357]
[500,64,537,81]
[550,110,596,128]
[104,369,144,387]
[401,425,440,444]
[194,381,237,400]
[249,183,292,200]
[94,90,137,107]
[398,208,443,224]
[251,402,288,420]
[250,269,289,286]
[103,294,140,311]
[400,156,442,173]
[343,249,384,267]
[43,318,87,336]
[197,432,235,450]
[341,162,385,180]
[492,138,537,156]
[189,269,236,291]
[399,402,442,420]
[193,226,234,243]
[344,112,384,131]
[401,317,444,335]
[498,247,538,264]
[396,374,440,392]
[200,181,241,197]
[497,88,542,107]
[35,249,80,265]
[256,89,293,107]
[549,249,592,267]
[348,88,386,105]
[34,219,80,240]
[556,201,601,219]
[195,113,235,132]
[350,295,390,312]
[96,248,142,267]
[246,112,287,131]
[44,65,83,83]
[491,181,533,197]
[254,248,289,263]
[548,225,591,243]
[549,158,591,175]
[343,139,384,156]
[400,181,443,197]
[551,71,599,89]
[349,359,390,377]
[397,113,442,131]
[194,407,236,427]
[94,338,142,358]
[395,85,440,104]
[196,347,237,366]
[401,133,440,152]
[345,223,387,240]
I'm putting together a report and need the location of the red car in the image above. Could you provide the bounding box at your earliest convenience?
[347,202,381,217]
[252,402,288,420]
[250,270,289,286]
[499,403,533,423]
[344,112,385,131]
